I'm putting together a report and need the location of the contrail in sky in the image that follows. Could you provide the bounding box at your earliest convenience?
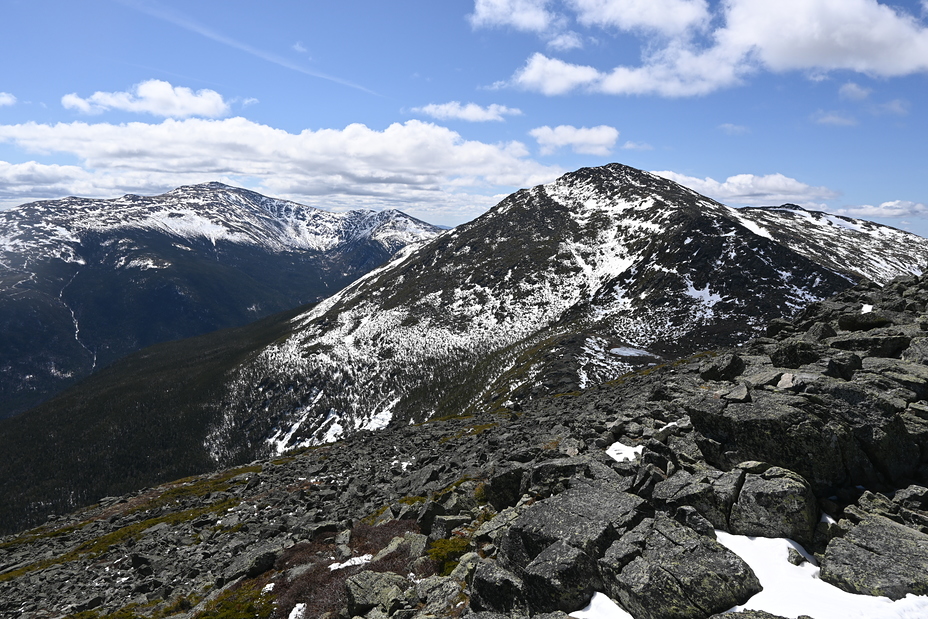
[115,0,380,96]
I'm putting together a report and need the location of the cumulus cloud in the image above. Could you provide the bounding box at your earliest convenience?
[501,0,928,97]
[836,200,928,218]
[513,53,602,95]
[652,170,840,205]
[547,31,584,50]
[469,0,555,32]
[620,141,653,150]
[0,93,16,107]
[567,0,710,36]
[718,123,749,135]
[61,80,230,118]
[0,118,562,223]
[813,110,858,126]
[529,124,619,155]
[292,41,307,53]
[872,99,909,115]
[839,82,872,100]
[412,102,523,122]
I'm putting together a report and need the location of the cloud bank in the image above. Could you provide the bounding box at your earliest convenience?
[0,117,563,224]
[477,0,928,97]
[530,124,619,154]
[62,80,230,118]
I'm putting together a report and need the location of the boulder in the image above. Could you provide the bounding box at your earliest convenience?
[522,540,602,613]
[345,570,410,616]
[820,514,928,600]
[699,353,746,382]
[470,562,528,615]
[599,516,761,619]
[770,340,821,369]
[499,480,648,570]
[903,338,928,365]
[729,464,818,546]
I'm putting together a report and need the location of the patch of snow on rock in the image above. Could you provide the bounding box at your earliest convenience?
[716,530,928,619]
[606,442,643,462]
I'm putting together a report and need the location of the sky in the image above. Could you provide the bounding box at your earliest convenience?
[0,0,926,235]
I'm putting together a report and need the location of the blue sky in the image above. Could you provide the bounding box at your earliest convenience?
[0,0,926,235]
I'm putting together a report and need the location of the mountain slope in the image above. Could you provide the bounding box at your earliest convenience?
[210,164,926,458]
[0,183,441,418]
[2,163,926,535]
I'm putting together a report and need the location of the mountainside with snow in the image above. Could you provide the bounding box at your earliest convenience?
[2,163,926,534]
[0,182,441,418]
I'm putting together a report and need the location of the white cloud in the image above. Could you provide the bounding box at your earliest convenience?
[839,82,872,100]
[652,170,840,205]
[469,0,555,32]
[0,93,16,107]
[567,0,710,36]
[529,124,619,155]
[504,0,928,98]
[61,80,230,118]
[813,110,858,126]
[718,123,750,135]
[620,141,653,150]
[411,102,523,122]
[721,0,928,76]
[872,99,909,115]
[0,118,563,224]
[292,41,307,53]
[512,53,602,95]
[547,31,584,50]
[837,200,928,218]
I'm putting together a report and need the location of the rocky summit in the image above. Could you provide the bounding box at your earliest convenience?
[3,272,928,618]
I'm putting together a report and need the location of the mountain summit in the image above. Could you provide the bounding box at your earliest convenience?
[211,163,926,459]
[0,183,441,418]
[1,163,926,535]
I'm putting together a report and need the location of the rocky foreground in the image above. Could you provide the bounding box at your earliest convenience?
[3,275,928,618]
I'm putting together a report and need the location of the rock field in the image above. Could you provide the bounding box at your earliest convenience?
[2,274,928,618]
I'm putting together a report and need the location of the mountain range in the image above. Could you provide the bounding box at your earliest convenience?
[0,182,441,418]
[1,163,927,537]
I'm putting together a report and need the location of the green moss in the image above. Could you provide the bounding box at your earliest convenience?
[0,497,240,584]
[438,422,498,443]
[192,580,274,619]
[360,505,391,525]
[427,537,471,577]
[128,465,261,515]
[397,496,426,505]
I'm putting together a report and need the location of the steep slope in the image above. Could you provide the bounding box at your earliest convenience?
[0,183,441,418]
[209,164,926,459]
[2,163,926,535]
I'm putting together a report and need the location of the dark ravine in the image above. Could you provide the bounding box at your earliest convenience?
[2,274,928,618]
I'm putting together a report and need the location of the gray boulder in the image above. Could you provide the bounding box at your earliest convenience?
[470,562,529,615]
[599,516,761,619]
[499,480,648,570]
[729,464,818,546]
[820,514,928,600]
[345,570,410,617]
[522,540,602,613]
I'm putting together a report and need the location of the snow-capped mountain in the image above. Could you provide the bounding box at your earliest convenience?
[201,164,928,463]
[0,182,442,418]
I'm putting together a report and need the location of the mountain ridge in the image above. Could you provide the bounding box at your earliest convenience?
[0,182,442,418]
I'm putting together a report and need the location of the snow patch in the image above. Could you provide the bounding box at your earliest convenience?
[716,530,928,619]
[329,554,372,571]
[606,442,643,462]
